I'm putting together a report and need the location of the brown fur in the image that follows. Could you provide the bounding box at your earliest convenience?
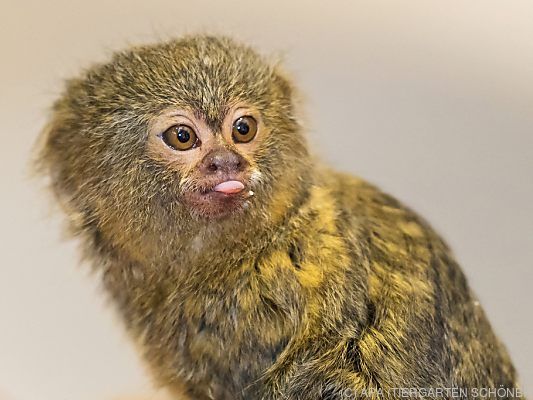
[35,35,523,399]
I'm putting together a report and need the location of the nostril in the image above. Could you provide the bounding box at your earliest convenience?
[202,150,246,174]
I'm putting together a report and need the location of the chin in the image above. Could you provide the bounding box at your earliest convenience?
[185,191,250,220]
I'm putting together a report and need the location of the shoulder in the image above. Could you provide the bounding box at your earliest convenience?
[322,169,446,248]
[320,169,459,289]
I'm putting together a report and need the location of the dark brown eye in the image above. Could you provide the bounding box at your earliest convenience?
[232,116,257,143]
[162,125,199,151]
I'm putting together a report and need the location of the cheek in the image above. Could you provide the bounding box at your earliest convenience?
[252,140,282,170]
[249,167,264,188]
[146,136,204,176]
[235,129,272,167]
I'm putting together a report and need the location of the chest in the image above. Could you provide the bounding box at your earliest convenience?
[119,255,303,398]
[106,202,353,398]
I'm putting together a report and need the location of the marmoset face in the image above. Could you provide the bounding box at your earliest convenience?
[147,104,266,219]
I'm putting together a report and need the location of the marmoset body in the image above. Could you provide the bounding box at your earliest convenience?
[36,36,522,400]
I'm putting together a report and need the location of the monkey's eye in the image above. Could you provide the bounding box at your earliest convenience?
[232,116,257,143]
[162,125,199,151]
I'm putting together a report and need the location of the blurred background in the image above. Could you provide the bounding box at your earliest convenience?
[0,0,531,399]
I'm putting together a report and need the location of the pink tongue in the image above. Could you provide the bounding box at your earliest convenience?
[213,180,245,194]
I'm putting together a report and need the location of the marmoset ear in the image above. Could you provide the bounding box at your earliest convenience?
[265,51,294,95]
[268,58,307,130]
[273,69,295,99]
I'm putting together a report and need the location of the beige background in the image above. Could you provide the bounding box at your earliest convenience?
[0,0,532,399]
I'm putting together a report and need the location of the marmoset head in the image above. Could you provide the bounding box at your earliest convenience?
[37,35,310,258]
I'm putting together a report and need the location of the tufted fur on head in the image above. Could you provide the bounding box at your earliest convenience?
[36,35,311,267]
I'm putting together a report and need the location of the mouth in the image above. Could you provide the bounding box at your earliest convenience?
[185,178,255,218]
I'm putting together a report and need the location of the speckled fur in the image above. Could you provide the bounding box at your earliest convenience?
[35,35,522,399]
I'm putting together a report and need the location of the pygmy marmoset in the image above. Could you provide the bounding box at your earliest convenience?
[35,35,523,400]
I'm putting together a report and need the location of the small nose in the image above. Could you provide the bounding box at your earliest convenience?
[200,149,247,174]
